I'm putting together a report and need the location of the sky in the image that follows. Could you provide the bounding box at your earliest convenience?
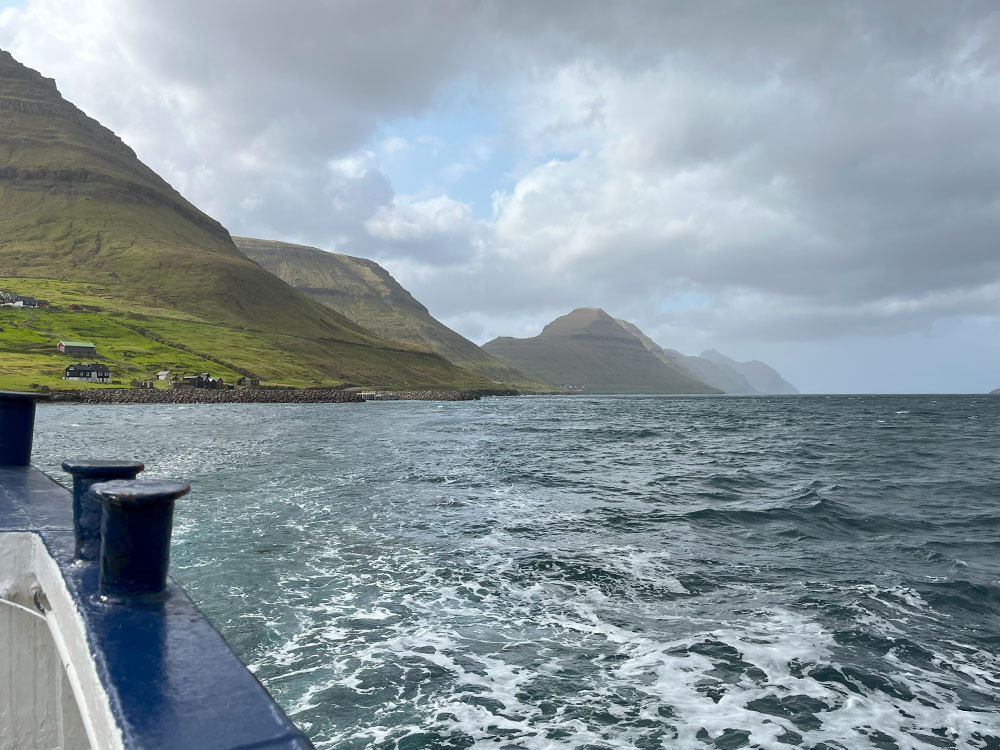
[1,1,998,393]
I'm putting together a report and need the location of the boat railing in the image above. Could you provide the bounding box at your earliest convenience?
[0,391,314,749]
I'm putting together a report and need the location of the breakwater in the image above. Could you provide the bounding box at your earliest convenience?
[46,387,520,405]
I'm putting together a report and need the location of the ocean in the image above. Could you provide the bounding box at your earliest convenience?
[32,395,1000,749]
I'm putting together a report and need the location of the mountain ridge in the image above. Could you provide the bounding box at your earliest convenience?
[234,237,544,387]
[613,319,758,394]
[700,349,799,395]
[483,308,720,394]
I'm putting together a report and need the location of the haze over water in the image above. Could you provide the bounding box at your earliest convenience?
[33,396,1000,749]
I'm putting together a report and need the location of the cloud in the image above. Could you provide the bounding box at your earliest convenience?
[366,194,484,265]
[381,137,410,157]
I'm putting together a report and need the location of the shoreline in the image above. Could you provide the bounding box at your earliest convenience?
[44,387,521,405]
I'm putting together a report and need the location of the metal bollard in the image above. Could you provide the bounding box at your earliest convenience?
[0,391,49,466]
[61,460,146,562]
[90,479,190,598]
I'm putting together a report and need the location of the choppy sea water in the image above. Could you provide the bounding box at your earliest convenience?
[32,395,1000,749]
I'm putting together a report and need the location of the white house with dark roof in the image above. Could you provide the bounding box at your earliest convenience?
[64,363,111,383]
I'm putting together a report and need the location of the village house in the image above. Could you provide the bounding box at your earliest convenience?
[64,363,111,383]
[156,370,174,381]
[181,373,228,389]
[0,292,47,308]
[57,341,97,356]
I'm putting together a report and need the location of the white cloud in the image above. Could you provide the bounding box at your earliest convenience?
[381,136,410,156]
[365,195,483,265]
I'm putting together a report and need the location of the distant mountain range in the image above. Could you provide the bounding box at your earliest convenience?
[697,350,798,395]
[237,244,799,395]
[234,237,542,387]
[483,308,797,395]
[614,320,754,393]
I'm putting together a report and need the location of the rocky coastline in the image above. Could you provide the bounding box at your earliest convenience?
[45,387,520,405]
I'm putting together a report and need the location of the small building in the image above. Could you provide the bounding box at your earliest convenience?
[179,373,233,389]
[65,363,111,383]
[156,371,174,381]
[20,296,37,308]
[58,341,97,356]
[182,373,223,389]
[36,300,51,309]
[183,374,208,388]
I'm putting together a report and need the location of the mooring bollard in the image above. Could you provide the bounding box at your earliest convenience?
[89,479,190,598]
[61,460,146,562]
[0,391,49,466]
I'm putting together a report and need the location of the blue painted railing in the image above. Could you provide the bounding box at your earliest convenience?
[0,391,314,749]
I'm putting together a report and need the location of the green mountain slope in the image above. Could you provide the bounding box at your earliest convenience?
[234,237,545,387]
[483,307,720,394]
[0,49,489,389]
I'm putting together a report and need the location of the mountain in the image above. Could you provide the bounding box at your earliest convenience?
[613,319,757,394]
[482,307,720,394]
[0,49,488,389]
[234,237,542,387]
[700,349,799,394]
[616,318,797,394]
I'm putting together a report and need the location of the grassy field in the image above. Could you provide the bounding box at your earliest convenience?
[0,278,493,391]
[0,288,246,389]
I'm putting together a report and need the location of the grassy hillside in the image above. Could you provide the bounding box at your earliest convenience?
[234,237,547,388]
[0,49,490,390]
[0,279,491,390]
[483,308,720,394]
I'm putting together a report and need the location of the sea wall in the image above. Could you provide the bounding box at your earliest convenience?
[46,387,520,405]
